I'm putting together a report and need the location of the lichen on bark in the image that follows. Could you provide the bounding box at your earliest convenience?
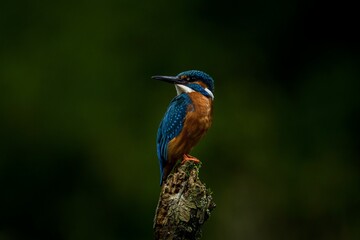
[154,161,216,240]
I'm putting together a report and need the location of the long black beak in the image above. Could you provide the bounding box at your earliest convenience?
[151,75,187,85]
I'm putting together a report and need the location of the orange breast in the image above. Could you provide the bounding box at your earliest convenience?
[167,92,213,162]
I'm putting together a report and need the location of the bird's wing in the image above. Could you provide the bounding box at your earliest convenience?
[156,94,192,181]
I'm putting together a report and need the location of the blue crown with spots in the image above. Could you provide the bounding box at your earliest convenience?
[177,70,214,93]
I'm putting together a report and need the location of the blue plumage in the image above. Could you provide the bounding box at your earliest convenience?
[177,70,214,93]
[187,83,213,98]
[156,93,192,184]
[153,70,214,185]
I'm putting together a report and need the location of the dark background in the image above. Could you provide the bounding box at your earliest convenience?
[1,0,359,239]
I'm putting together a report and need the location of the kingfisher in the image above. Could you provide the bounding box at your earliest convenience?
[152,70,214,185]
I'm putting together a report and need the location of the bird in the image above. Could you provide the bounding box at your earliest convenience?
[152,70,214,185]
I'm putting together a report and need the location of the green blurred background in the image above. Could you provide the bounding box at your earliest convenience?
[1,0,359,239]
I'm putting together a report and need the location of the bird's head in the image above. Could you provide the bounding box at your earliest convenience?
[152,70,214,100]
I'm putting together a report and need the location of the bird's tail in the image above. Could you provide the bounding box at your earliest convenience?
[160,166,171,186]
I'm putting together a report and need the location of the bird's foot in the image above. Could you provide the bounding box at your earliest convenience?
[181,154,201,164]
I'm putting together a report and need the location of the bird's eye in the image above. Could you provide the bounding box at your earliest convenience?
[180,75,196,82]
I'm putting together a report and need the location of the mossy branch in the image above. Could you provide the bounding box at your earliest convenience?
[154,161,216,240]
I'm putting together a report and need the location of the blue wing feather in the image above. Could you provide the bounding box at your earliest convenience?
[156,93,192,183]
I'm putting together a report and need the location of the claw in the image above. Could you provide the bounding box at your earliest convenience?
[181,154,201,164]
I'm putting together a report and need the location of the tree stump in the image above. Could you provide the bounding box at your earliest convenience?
[154,161,216,240]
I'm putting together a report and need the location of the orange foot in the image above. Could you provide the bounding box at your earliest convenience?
[181,154,201,164]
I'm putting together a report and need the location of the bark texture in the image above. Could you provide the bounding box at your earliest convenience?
[154,161,216,240]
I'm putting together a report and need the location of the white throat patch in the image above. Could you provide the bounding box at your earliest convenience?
[175,84,214,100]
[175,84,194,95]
